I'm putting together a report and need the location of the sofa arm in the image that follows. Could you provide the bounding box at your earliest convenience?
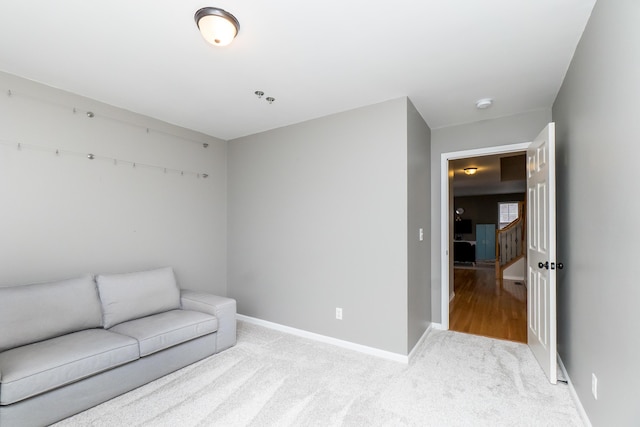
[180,290,237,352]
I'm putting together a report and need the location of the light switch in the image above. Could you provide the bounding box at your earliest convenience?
[419,228,424,241]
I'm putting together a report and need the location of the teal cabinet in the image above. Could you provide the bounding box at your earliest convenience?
[476,224,496,261]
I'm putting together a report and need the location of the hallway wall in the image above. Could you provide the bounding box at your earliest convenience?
[552,0,640,424]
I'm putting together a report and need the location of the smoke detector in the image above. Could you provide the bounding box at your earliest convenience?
[475,98,493,109]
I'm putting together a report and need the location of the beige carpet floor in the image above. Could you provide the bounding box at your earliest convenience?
[55,321,584,426]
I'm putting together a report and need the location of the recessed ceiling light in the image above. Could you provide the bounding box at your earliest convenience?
[475,98,493,109]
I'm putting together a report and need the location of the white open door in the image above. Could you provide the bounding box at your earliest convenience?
[526,123,557,384]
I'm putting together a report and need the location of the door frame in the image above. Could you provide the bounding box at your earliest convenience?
[440,142,530,330]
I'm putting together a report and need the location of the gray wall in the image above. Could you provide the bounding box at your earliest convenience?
[454,193,525,241]
[430,109,551,323]
[228,98,428,355]
[407,99,431,352]
[552,1,640,424]
[0,71,227,293]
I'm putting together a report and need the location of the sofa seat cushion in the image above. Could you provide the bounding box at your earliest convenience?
[0,329,139,405]
[109,310,218,357]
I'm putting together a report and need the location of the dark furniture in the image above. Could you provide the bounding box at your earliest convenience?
[454,241,476,263]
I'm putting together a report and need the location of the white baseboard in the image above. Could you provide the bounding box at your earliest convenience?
[557,354,592,427]
[430,322,445,330]
[237,314,409,364]
[503,274,525,281]
[407,323,434,362]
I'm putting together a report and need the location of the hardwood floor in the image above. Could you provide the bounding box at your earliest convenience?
[450,267,527,343]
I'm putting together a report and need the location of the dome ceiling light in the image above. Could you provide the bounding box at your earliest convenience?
[195,7,240,47]
[464,167,478,175]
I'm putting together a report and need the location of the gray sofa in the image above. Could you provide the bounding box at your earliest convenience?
[0,267,236,427]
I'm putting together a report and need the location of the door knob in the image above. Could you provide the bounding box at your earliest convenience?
[538,261,563,270]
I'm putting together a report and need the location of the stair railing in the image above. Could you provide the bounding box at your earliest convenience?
[495,202,526,277]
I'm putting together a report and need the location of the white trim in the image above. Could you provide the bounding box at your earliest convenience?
[237,314,409,363]
[440,142,530,329]
[440,152,450,330]
[407,323,434,362]
[430,322,445,330]
[558,354,592,427]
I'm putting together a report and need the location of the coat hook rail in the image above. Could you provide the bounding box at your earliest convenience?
[0,140,210,179]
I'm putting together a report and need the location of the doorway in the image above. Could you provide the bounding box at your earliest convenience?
[440,124,558,384]
[439,143,530,332]
[448,153,527,342]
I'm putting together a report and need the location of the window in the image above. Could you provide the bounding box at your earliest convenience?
[498,202,519,229]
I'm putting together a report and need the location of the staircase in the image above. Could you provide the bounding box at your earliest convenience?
[495,202,526,279]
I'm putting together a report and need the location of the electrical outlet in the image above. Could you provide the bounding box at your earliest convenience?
[335,307,343,320]
[592,373,598,400]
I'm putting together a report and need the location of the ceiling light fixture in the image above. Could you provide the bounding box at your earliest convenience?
[195,7,240,47]
[475,98,493,109]
[464,167,478,175]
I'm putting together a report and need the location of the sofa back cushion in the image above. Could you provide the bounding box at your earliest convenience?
[0,274,103,352]
[96,267,181,328]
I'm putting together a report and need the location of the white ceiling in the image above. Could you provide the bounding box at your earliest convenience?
[0,0,595,141]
